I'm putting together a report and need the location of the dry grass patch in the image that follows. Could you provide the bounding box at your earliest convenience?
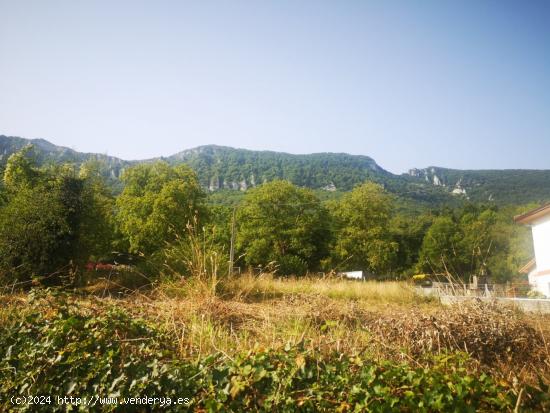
[115,279,550,387]
[219,273,426,305]
[2,277,548,388]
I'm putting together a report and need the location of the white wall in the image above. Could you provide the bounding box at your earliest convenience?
[531,273,550,297]
[343,271,363,280]
[531,215,550,272]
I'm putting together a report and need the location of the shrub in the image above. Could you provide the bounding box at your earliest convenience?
[0,290,198,412]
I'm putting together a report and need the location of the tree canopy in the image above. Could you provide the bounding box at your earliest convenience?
[116,162,206,255]
[416,204,533,282]
[236,181,331,275]
[0,148,115,283]
[330,182,398,275]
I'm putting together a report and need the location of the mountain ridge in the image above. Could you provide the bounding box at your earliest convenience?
[1,134,549,205]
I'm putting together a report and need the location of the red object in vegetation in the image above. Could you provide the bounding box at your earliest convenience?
[85,262,114,271]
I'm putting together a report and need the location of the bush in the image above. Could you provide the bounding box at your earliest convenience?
[0,290,198,412]
[276,255,308,276]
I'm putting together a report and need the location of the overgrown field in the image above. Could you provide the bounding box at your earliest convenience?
[1,277,549,412]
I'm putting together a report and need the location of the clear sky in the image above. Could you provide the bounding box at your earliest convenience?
[1,0,549,173]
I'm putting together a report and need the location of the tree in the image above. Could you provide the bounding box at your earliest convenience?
[0,165,83,283]
[236,180,331,275]
[416,215,462,277]
[0,176,6,207]
[416,204,533,282]
[77,160,117,260]
[0,185,73,283]
[0,148,117,284]
[115,162,206,255]
[389,213,434,276]
[3,145,40,191]
[330,182,398,275]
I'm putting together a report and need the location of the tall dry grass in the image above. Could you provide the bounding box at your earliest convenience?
[132,273,437,363]
[110,279,549,388]
[161,221,228,298]
[218,273,423,304]
[1,273,548,387]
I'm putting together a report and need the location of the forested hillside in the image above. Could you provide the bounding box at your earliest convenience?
[167,145,387,191]
[409,166,550,205]
[2,135,549,206]
[0,135,129,178]
[0,145,535,282]
[165,145,461,206]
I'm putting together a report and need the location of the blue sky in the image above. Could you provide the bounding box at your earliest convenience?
[1,0,549,173]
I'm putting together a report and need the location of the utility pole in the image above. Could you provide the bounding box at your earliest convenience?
[228,206,236,276]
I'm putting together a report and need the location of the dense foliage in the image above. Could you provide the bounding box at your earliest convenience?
[116,162,206,256]
[1,291,547,412]
[411,166,550,205]
[0,146,538,285]
[328,182,398,275]
[236,181,331,275]
[0,148,114,284]
[0,135,128,189]
[172,145,390,192]
[416,204,533,282]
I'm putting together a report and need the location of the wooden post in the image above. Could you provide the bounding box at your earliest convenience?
[228,206,236,277]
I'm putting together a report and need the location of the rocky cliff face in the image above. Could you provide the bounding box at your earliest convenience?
[409,167,444,186]
[408,167,468,198]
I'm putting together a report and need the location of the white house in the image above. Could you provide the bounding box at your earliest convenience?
[515,203,550,297]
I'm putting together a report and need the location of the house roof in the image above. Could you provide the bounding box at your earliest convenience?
[514,202,550,225]
[519,258,536,274]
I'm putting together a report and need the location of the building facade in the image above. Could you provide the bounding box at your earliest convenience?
[515,204,550,297]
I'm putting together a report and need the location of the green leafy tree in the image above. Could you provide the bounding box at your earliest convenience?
[0,166,82,283]
[3,145,40,191]
[0,185,72,283]
[236,181,331,275]
[0,148,116,284]
[389,213,434,276]
[206,204,233,248]
[330,182,398,275]
[78,160,117,260]
[416,204,534,282]
[0,176,6,207]
[116,162,206,255]
[416,215,462,277]
[471,206,533,283]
